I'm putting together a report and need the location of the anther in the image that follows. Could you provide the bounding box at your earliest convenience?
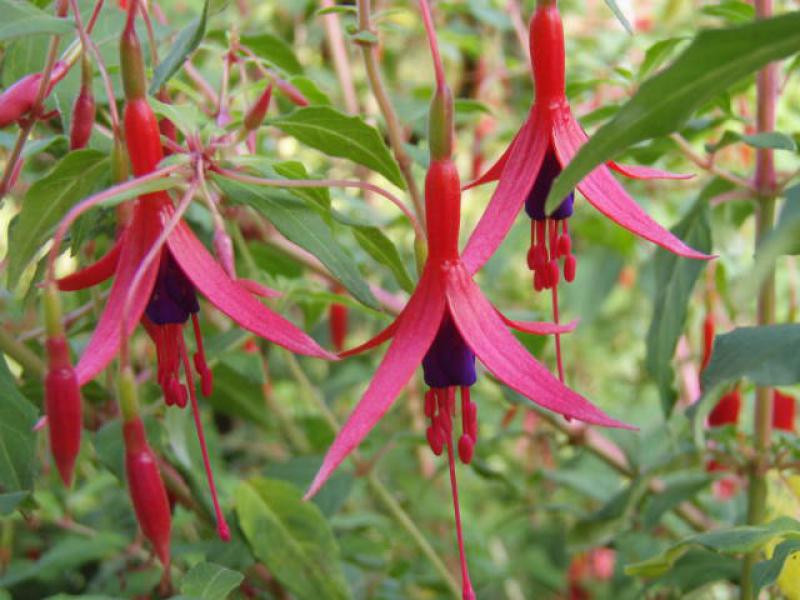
[564,255,577,282]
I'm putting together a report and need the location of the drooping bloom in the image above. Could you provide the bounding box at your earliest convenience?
[306,81,631,597]
[462,1,711,375]
[772,390,796,432]
[55,4,335,544]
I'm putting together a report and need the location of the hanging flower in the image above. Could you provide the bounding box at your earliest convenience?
[306,69,631,595]
[462,1,711,375]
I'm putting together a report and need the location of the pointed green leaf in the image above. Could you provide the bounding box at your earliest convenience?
[180,562,244,600]
[214,174,379,309]
[269,106,405,188]
[0,355,38,494]
[0,0,73,41]
[149,0,209,93]
[547,11,800,211]
[236,478,351,600]
[351,225,415,293]
[645,194,712,415]
[741,131,797,151]
[7,149,109,289]
[241,33,303,74]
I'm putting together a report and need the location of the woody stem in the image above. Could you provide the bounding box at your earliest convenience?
[741,0,777,595]
[355,0,425,227]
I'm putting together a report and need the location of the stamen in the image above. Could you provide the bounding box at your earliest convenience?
[551,285,565,383]
[445,420,476,600]
[178,336,231,541]
[191,314,213,397]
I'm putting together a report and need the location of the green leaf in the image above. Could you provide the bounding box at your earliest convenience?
[0,491,29,515]
[547,11,800,211]
[149,96,197,135]
[753,539,800,594]
[0,354,37,494]
[645,194,712,415]
[180,562,244,600]
[214,174,379,309]
[235,478,352,600]
[701,324,800,393]
[149,0,209,93]
[351,225,414,293]
[7,149,109,288]
[271,161,331,212]
[638,37,687,80]
[701,0,755,23]
[269,106,405,188]
[626,517,800,578]
[762,185,800,256]
[603,0,633,34]
[240,33,303,75]
[741,131,798,151]
[0,0,73,41]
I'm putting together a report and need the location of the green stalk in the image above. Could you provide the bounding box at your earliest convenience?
[0,328,45,378]
[741,0,778,594]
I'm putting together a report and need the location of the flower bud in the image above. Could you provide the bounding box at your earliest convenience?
[69,56,96,150]
[243,83,273,132]
[119,1,147,101]
[124,416,172,567]
[45,336,82,487]
[772,390,796,432]
[428,84,453,161]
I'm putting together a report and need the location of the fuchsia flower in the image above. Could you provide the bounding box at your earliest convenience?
[306,63,631,592]
[462,2,711,374]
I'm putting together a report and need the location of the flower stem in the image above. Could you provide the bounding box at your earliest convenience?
[281,349,461,598]
[355,0,425,226]
[0,328,46,377]
[741,0,778,595]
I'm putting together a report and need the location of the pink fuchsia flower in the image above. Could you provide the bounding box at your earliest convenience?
[462,2,712,377]
[306,77,632,596]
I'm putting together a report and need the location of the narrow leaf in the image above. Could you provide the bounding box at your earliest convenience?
[180,562,244,600]
[214,174,379,309]
[645,194,712,415]
[241,33,303,74]
[547,11,800,211]
[351,225,415,293]
[269,106,405,188]
[603,0,633,34]
[741,131,797,151]
[0,0,73,41]
[235,478,352,600]
[0,355,38,494]
[7,149,109,288]
[149,0,209,93]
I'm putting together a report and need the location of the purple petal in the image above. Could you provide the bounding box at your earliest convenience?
[461,111,549,275]
[445,261,632,428]
[306,268,447,498]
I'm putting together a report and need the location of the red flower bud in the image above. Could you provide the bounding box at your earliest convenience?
[329,284,348,353]
[156,88,178,154]
[273,77,309,107]
[708,388,741,427]
[124,417,172,567]
[45,337,82,487]
[124,97,163,176]
[701,313,715,372]
[772,390,796,432]
[0,61,68,128]
[244,83,273,132]
[69,60,96,150]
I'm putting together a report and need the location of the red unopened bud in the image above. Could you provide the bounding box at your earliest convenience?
[273,77,309,107]
[772,390,796,432]
[124,417,172,567]
[212,227,236,277]
[244,83,273,131]
[0,61,68,129]
[329,292,348,354]
[45,337,82,487]
[69,56,96,150]
[701,313,715,372]
[708,388,741,427]
[156,89,178,154]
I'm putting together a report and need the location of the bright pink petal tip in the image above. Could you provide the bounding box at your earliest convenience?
[339,319,399,358]
[553,117,712,261]
[462,113,548,275]
[609,161,694,181]
[501,313,579,335]
[166,217,337,361]
[445,263,633,429]
[237,278,282,298]
[462,126,521,191]
[305,270,447,499]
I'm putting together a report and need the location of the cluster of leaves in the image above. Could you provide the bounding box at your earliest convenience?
[0,0,799,598]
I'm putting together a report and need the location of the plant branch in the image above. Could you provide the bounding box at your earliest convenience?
[670,133,756,192]
[355,0,425,225]
[741,0,778,595]
[0,328,46,377]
